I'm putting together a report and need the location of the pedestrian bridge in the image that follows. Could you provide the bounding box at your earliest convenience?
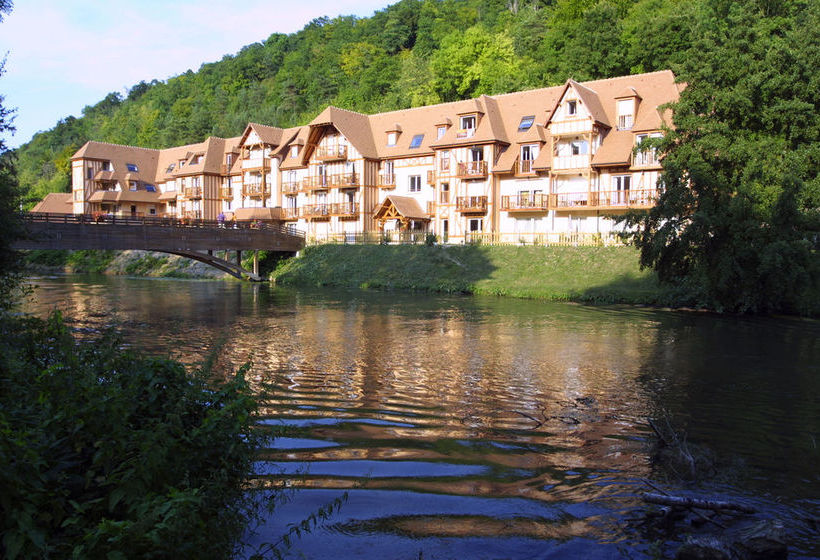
[13,213,306,281]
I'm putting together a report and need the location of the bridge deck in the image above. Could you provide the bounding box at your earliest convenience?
[13,213,306,280]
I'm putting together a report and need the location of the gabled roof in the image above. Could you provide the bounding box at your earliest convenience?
[570,80,610,127]
[240,122,284,147]
[591,130,633,167]
[72,141,160,186]
[373,195,427,221]
[307,106,378,160]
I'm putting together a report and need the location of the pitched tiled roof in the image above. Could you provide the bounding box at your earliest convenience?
[591,130,633,167]
[31,192,72,213]
[373,195,427,220]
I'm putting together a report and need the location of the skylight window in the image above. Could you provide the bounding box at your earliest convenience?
[518,115,535,132]
[126,163,138,172]
[145,184,156,192]
[409,134,424,149]
[166,163,175,173]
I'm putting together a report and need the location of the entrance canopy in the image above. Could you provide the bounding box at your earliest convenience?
[373,196,429,230]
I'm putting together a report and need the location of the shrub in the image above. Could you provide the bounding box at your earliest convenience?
[0,312,260,559]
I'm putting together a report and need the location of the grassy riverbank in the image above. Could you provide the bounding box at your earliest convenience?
[272,244,663,304]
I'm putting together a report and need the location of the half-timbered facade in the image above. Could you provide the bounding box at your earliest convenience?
[67,70,681,243]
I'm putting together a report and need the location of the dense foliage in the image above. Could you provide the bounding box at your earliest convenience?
[619,0,820,313]
[0,313,261,558]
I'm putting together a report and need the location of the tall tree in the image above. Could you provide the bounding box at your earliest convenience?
[620,0,820,313]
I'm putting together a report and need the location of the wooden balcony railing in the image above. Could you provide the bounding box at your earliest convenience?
[330,202,359,218]
[241,157,271,170]
[184,186,202,199]
[377,173,395,189]
[456,196,488,214]
[427,170,436,185]
[501,193,549,212]
[315,144,348,161]
[456,161,488,179]
[549,189,658,210]
[515,159,536,176]
[303,173,359,190]
[219,187,232,199]
[282,207,300,221]
[301,203,331,219]
[242,184,270,198]
[282,181,301,194]
[426,201,436,216]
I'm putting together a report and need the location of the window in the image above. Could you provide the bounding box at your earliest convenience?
[145,184,156,192]
[459,115,476,137]
[74,190,83,201]
[437,126,447,139]
[226,154,233,166]
[468,218,483,232]
[179,159,186,168]
[126,163,138,172]
[439,150,450,171]
[409,175,421,193]
[129,181,137,191]
[290,146,299,158]
[193,177,201,187]
[521,144,538,161]
[166,163,175,173]
[387,132,397,146]
[101,161,112,171]
[149,207,156,216]
[192,155,203,165]
[617,99,634,130]
[635,133,661,165]
[570,140,588,156]
[518,115,535,132]
[409,134,424,149]
[566,100,577,116]
[440,182,449,203]
[613,175,631,204]
[470,147,483,162]
[86,167,93,179]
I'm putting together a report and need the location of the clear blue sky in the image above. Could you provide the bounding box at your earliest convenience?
[0,0,388,148]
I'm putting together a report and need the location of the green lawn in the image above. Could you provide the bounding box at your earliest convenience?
[272,244,662,304]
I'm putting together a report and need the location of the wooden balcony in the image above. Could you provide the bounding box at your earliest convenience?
[427,170,436,185]
[282,207,300,221]
[184,186,202,199]
[514,159,537,176]
[303,173,359,190]
[377,173,395,189]
[242,184,270,198]
[330,202,359,219]
[456,161,488,179]
[219,187,233,199]
[315,144,348,161]
[426,201,436,216]
[282,181,301,195]
[456,196,488,214]
[549,189,658,211]
[501,193,548,212]
[302,175,330,191]
[241,157,271,170]
[301,203,331,220]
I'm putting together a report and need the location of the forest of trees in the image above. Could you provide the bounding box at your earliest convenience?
[10,0,819,313]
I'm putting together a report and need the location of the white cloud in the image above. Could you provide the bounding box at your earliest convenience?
[0,0,388,147]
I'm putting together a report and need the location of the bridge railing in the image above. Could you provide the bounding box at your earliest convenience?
[23,213,305,238]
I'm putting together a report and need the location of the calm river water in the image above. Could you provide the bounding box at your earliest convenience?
[23,274,820,559]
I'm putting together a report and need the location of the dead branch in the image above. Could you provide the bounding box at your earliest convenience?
[643,493,757,514]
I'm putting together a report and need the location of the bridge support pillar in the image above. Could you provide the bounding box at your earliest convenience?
[236,250,242,267]
[253,250,259,277]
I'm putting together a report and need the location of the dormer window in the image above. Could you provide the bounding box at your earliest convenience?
[460,115,476,131]
[101,161,112,171]
[437,126,447,139]
[409,134,424,149]
[179,159,186,168]
[126,163,138,172]
[387,132,398,146]
[129,181,138,191]
[566,100,577,116]
[617,99,634,130]
[290,146,299,158]
[226,154,233,167]
[518,115,535,132]
[192,155,203,165]
[166,163,175,173]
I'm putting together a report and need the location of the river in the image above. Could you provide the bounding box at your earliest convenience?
[23,274,820,559]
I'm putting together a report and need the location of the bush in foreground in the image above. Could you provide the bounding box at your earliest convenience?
[0,312,260,559]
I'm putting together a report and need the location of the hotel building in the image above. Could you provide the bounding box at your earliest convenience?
[63,70,681,244]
